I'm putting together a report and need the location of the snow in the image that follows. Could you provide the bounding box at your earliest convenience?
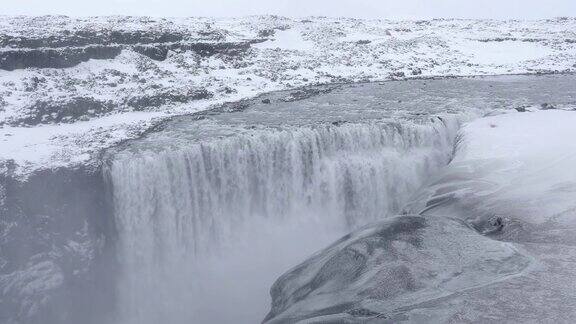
[454,39,555,65]
[0,112,162,171]
[253,27,315,51]
[1,16,576,177]
[458,110,576,162]
[451,109,576,224]
[402,107,576,237]
[340,31,391,44]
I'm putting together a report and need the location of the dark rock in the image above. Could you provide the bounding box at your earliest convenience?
[355,40,371,45]
[281,86,339,102]
[126,88,213,111]
[215,100,250,113]
[222,87,237,94]
[390,71,406,78]
[477,37,544,43]
[258,29,276,38]
[177,42,253,58]
[132,45,169,61]
[0,30,186,49]
[10,97,114,126]
[0,35,255,70]
[0,46,122,70]
[262,98,271,104]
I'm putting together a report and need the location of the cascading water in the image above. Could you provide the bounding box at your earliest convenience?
[105,74,576,324]
[107,117,463,324]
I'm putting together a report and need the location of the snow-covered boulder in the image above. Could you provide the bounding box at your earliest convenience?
[264,216,529,323]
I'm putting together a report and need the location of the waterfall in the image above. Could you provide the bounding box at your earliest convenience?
[106,116,464,324]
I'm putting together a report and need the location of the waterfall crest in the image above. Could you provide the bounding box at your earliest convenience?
[107,116,464,324]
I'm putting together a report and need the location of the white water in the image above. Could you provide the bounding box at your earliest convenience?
[107,117,463,324]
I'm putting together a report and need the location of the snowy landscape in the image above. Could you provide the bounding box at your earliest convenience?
[1,16,575,176]
[1,13,576,324]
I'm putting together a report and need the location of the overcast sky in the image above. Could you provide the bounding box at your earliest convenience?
[3,0,576,19]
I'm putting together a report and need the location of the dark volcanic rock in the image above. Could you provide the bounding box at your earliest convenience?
[0,46,122,70]
[355,39,372,45]
[411,67,422,75]
[0,30,187,49]
[132,45,170,61]
[11,97,115,126]
[258,29,276,38]
[132,41,256,61]
[126,88,213,111]
[280,85,340,102]
[0,25,257,70]
[390,71,406,78]
[540,102,557,110]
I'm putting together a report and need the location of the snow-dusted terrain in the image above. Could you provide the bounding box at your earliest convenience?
[1,15,576,176]
[1,14,576,324]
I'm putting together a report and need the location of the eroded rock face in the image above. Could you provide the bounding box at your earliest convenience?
[5,97,115,126]
[0,38,255,71]
[0,167,115,324]
[264,216,530,324]
[0,46,123,71]
[0,20,255,71]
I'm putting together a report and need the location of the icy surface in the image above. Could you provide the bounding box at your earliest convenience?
[266,109,576,323]
[1,16,576,176]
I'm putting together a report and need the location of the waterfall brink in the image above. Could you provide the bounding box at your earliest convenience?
[107,116,464,324]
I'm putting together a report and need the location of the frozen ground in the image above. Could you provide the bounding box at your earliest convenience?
[1,15,576,176]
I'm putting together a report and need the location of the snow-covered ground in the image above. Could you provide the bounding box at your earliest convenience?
[1,16,576,176]
[405,108,576,230]
[437,109,576,228]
